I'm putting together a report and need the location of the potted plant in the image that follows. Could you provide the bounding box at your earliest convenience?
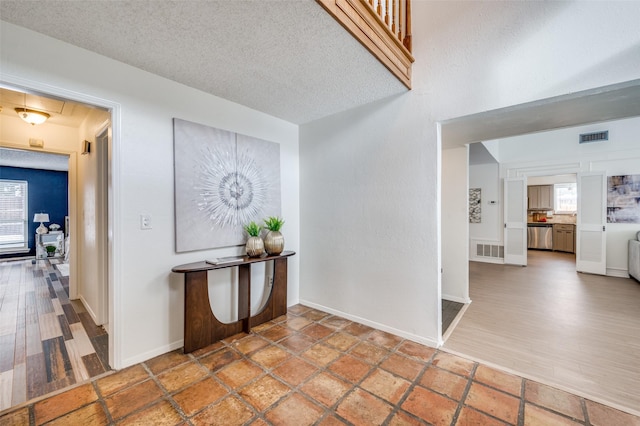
[243,221,265,257]
[45,245,57,257]
[263,216,285,255]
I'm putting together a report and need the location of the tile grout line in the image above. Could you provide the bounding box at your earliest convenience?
[141,359,194,424]
[449,360,478,426]
[382,347,437,425]
[582,397,591,426]
[517,378,526,426]
[91,380,114,425]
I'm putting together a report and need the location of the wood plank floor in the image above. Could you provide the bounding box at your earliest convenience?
[0,259,109,412]
[444,250,640,416]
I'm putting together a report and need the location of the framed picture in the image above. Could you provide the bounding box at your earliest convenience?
[469,188,481,223]
[173,118,281,252]
[607,175,640,223]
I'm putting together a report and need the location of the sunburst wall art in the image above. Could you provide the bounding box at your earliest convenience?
[173,118,281,252]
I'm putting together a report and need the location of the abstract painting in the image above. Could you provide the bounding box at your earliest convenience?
[607,175,640,223]
[174,118,281,252]
[469,188,481,223]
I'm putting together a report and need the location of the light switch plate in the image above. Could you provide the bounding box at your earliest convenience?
[140,214,152,230]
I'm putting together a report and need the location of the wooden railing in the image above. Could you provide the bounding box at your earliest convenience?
[368,0,412,52]
[318,0,414,88]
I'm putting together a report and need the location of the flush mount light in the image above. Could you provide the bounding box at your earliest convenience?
[15,107,50,125]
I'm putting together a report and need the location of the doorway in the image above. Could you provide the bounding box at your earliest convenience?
[440,79,640,345]
[0,84,113,410]
[526,174,577,265]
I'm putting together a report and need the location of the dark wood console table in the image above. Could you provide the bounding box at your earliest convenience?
[172,251,295,353]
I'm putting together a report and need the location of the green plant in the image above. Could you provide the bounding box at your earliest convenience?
[243,221,262,237]
[263,216,285,232]
[45,245,57,254]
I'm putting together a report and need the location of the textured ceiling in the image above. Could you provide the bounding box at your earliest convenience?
[0,0,407,124]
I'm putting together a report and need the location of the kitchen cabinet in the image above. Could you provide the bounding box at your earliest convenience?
[553,224,575,253]
[528,185,554,210]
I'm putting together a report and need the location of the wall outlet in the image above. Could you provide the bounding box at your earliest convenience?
[140,214,152,230]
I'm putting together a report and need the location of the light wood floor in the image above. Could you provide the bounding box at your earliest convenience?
[444,250,640,416]
[0,259,109,412]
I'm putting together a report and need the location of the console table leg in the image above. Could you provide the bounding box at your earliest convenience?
[184,271,215,353]
[272,258,288,318]
[238,264,251,333]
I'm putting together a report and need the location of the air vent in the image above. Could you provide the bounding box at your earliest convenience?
[579,131,608,144]
[476,244,504,259]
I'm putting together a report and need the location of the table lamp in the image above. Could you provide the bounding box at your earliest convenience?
[34,213,50,234]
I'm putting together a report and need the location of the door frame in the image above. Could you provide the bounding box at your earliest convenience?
[0,143,78,296]
[1,75,123,369]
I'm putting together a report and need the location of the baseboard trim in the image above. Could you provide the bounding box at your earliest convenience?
[79,295,99,325]
[121,340,184,369]
[469,257,505,265]
[299,299,440,348]
[442,301,471,343]
[606,268,629,278]
[442,294,472,304]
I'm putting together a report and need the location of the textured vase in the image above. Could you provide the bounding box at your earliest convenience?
[264,231,284,255]
[246,236,265,257]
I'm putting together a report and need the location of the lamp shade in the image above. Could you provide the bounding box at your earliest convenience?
[34,213,50,223]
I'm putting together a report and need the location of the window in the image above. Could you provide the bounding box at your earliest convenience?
[554,183,577,213]
[0,180,28,251]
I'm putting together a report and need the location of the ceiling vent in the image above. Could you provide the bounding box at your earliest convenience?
[579,130,608,144]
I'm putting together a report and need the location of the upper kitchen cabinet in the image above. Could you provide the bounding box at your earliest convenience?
[528,185,554,210]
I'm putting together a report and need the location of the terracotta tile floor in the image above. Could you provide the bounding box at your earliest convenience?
[1,304,639,425]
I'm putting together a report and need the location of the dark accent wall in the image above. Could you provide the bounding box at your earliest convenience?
[0,166,68,258]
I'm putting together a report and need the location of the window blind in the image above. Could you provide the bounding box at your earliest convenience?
[0,180,28,249]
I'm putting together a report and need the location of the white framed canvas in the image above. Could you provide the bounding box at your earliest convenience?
[607,175,640,223]
[173,118,281,252]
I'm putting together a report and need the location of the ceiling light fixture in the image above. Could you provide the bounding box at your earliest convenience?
[15,107,50,125]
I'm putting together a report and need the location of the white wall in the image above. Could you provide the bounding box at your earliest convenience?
[299,93,440,345]
[1,21,300,368]
[301,0,640,347]
[77,109,111,325]
[469,162,501,242]
[441,147,470,304]
[497,117,640,165]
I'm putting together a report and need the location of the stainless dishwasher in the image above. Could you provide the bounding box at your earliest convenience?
[527,224,553,250]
